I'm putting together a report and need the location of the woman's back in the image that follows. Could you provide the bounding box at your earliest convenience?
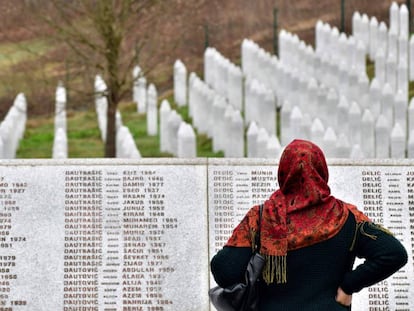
[210,140,407,310]
[258,214,355,310]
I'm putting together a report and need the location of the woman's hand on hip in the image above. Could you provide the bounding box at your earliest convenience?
[336,287,352,307]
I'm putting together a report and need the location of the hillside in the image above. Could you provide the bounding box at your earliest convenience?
[0,0,408,119]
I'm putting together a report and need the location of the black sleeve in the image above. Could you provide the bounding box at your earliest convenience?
[340,222,408,294]
[210,246,252,288]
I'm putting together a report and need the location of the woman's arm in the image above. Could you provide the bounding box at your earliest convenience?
[340,222,408,294]
[210,246,252,288]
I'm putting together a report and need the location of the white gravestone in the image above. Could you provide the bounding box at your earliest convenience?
[177,122,196,158]
[391,122,406,158]
[408,131,414,157]
[136,76,147,114]
[409,98,414,138]
[229,110,244,158]
[369,17,379,60]
[247,121,259,158]
[94,75,108,141]
[381,83,395,129]
[0,137,3,158]
[310,118,325,148]
[289,106,304,141]
[266,135,282,159]
[376,114,391,158]
[159,99,172,153]
[146,83,158,136]
[386,54,398,92]
[211,96,226,154]
[390,2,400,35]
[173,59,187,107]
[53,127,68,159]
[369,78,382,119]
[55,83,67,131]
[227,64,243,112]
[410,36,414,81]
[280,100,293,146]
[166,110,182,157]
[348,101,362,146]
[375,48,386,86]
[0,93,27,159]
[321,127,337,158]
[336,96,349,137]
[361,109,375,158]
[336,133,351,158]
[399,4,409,38]
[116,125,141,158]
[255,127,270,158]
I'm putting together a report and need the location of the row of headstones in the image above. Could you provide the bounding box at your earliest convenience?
[276,2,414,158]
[177,65,279,158]
[245,28,406,156]
[178,46,306,158]
[53,83,68,159]
[198,3,414,158]
[94,75,141,158]
[0,93,27,159]
[133,64,198,158]
[132,66,158,136]
[159,99,196,157]
[174,37,414,159]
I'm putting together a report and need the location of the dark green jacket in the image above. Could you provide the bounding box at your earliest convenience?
[210,214,407,311]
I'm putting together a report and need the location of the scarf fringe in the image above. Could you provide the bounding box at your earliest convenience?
[263,254,287,284]
[250,230,287,284]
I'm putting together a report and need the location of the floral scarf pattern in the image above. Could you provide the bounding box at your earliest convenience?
[226,139,370,284]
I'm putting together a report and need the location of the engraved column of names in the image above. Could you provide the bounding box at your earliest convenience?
[406,170,414,308]
[211,170,234,254]
[250,169,277,206]
[383,171,411,310]
[122,169,174,311]
[234,171,249,220]
[361,170,383,224]
[0,176,28,310]
[63,170,103,310]
[101,171,123,310]
[360,170,389,310]
[407,171,414,268]
[210,167,277,255]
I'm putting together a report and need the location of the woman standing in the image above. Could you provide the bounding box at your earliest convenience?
[211,139,408,310]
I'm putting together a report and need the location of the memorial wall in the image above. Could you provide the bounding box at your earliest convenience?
[0,158,413,311]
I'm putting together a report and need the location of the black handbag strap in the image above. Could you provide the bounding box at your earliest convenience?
[254,204,264,253]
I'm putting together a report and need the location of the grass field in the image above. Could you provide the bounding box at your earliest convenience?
[16,99,224,158]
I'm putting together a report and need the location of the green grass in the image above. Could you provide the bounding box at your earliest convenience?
[66,110,104,158]
[16,118,55,158]
[15,98,225,158]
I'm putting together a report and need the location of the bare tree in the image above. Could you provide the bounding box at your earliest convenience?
[38,0,162,157]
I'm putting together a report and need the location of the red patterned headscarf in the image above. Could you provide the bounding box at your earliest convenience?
[226,139,369,284]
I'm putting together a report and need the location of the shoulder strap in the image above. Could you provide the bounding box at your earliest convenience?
[254,204,264,252]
